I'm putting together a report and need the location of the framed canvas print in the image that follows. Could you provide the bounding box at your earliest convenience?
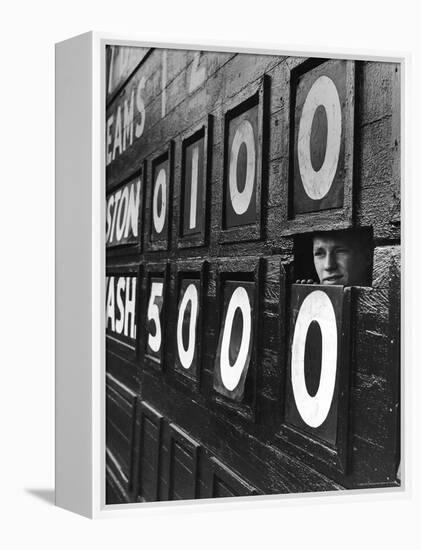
[55,33,403,518]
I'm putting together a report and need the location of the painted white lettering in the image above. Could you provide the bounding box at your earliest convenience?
[135,77,146,138]
[115,277,126,334]
[124,180,140,238]
[123,90,134,151]
[106,115,114,165]
[109,189,122,244]
[106,195,114,243]
[115,186,129,242]
[124,277,137,339]
[112,106,123,160]
[106,276,116,331]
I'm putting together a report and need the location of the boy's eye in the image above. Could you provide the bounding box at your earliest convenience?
[313,250,324,257]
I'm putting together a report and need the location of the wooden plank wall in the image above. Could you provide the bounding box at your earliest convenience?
[105,47,400,502]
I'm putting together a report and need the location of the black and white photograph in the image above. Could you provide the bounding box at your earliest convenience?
[5,0,421,545]
[105,45,401,504]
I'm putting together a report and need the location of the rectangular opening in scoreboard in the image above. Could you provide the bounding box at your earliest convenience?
[147,143,174,252]
[283,58,356,235]
[177,117,212,249]
[106,167,144,252]
[206,457,259,499]
[142,263,170,371]
[105,373,138,502]
[219,76,269,244]
[172,261,208,388]
[105,264,141,392]
[280,283,352,474]
[165,423,200,501]
[133,400,163,503]
[212,258,263,421]
[106,269,139,357]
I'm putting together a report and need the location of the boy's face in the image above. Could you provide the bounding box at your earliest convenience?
[313,234,367,286]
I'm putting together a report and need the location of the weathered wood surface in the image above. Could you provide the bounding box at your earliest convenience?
[105,46,400,503]
[106,373,137,503]
[106,46,150,100]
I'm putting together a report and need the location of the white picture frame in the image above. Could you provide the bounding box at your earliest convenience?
[55,32,406,518]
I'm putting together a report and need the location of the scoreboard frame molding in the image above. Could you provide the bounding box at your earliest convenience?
[176,115,213,250]
[106,263,140,366]
[218,74,270,245]
[278,284,353,477]
[277,57,357,237]
[105,162,146,256]
[132,398,164,503]
[170,259,209,391]
[55,31,405,519]
[145,141,175,253]
[211,256,264,423]
[140,261,171,373]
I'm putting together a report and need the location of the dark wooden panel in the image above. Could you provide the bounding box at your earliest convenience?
[106,167,145,253]
[142,368,343,494]
[106,272,138,353]
[206,457,259,498]
[212,257,263,420]
[141,262,170,372]
[166,423,200,501]
[346,283,400,487]
[266,57,357,240]
[136,401,163,502]
[213,280,255,402]
[105,373,137,503]
[105,344,139,391]
[218,76,269,244]
[356,62,400,240]
[292,59,354,215]
[146,143,174,252]
[176,117,212,249]
[282,284,352,474]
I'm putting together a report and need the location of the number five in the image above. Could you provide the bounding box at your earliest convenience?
[147,281,163,352]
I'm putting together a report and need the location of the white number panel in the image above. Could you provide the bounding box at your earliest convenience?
[149,147,172,251]
[224,105,259,229]
[285,284,351,452]
[292,60,355,215]
[179,127,207,247]
[219,77,268,244]
[175,279,201,381]
[213,281,255,402]
[146,277,165,366]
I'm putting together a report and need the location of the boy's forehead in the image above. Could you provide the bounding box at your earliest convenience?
[313,234,352,248]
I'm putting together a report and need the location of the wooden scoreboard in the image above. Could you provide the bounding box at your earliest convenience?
[105,47,401,503]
